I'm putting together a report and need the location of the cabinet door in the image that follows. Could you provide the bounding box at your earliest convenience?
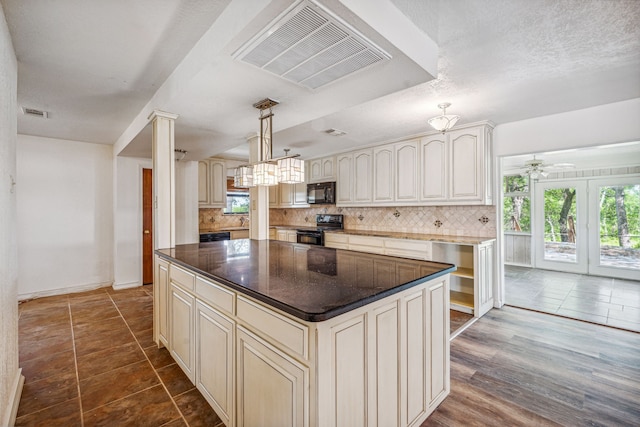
[209,160,227,206]
[322,156,335,180]
[237,327,309,427]
[170,283,195,381]
[420,136,447,201]
[395,141,419,202]
[426,279,449,409]
[373,147,394,203]
[475,241,495,317]
[448,128,482,201]
[154,256,170,347]
[198,161,210,205]
[276,230,288,242]
[269,185,280,207]
[353,150,372,203]
[293,182,308,206]
[279,184,294,207]
[309,159,322,182]
[196,301,234,427]
[336,154,353,204]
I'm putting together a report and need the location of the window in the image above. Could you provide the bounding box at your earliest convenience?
[223,178,249,214]
[503,175,530,232]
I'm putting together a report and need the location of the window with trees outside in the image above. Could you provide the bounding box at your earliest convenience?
[223,178,249,214]
[503,175,530,232]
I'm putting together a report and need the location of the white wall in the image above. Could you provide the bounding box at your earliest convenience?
[0,4,21,425]
[17,135,114,299]
[494,98,640,156]
[175,160,199,245]
[113,157,197,289]
[113,156,152,289]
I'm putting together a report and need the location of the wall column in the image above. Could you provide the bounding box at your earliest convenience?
[149,110,179,249]
[248,133,270,240]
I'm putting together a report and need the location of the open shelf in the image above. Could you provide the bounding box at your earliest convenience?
[450,291,474,315]
[451,267,474,279]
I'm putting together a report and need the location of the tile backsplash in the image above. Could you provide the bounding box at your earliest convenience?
[200,205,496,238]
[273,205,496,238]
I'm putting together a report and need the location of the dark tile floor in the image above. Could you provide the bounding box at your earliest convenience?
[17,285,472,426]
[505,265,640,333]
[16,285,224,427]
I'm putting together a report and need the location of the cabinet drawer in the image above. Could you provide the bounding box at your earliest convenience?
[349,235,381,247]
[325,233,348,244]
[385,239,432,259]
[196,276,235,314]
[170,264,195,291]
[236,296,308,360]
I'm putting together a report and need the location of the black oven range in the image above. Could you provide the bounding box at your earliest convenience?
[296,214,343,246]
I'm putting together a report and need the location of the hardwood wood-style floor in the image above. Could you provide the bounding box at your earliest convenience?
[423,306,640,426]
[18,286,639,425]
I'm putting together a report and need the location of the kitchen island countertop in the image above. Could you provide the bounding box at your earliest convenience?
[156,240,455,322]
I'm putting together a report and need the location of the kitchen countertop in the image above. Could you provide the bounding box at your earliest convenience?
[325,229,495,245]
[156,240,455,322]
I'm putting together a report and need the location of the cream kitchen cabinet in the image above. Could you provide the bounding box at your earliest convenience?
[156,250,451,427]
[308,156,336,183]
[325,232,495,318]
[236,326,309,427]
[154,256,170,348]
[372,140,419,205]
[230,229,249,239]
[276,229,297,242]
[420,123,493,205]
[270,183,309,208]
[199,159,227,208]
[169,283,196,381]
[195,300,235,427]
[336,149,372,204]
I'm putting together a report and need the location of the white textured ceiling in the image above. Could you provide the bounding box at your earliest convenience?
[3,0,640,166]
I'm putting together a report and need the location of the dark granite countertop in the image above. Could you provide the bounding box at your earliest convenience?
[156,240,455,322]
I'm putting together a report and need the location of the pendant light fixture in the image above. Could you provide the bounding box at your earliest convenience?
[428,102,460,133]
[233,98,304,188]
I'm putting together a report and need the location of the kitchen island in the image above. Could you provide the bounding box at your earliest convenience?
[154,239,455,427]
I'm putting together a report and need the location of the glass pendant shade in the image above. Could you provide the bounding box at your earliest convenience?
[234,166,254,188]
[277,157,305,183]
[253,162,279,186]
[427,114,460,132]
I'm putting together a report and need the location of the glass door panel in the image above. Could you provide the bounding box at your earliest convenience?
[534,180,587,273]
[589,178,640,280]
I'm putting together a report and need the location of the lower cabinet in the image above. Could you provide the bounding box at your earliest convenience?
[276,229,297,242]
[236,326,309,427]
[156,256,450,427]
[169,283,195,381]
[196,301,235,427]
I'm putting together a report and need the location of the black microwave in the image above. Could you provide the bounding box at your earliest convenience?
[307,181,335,204]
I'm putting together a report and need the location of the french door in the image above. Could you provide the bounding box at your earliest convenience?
[534,180,588,274]
[534,177,640,279]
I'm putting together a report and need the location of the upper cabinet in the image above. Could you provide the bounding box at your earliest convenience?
[421,124,493,205]
[270,183,309,208]
[199,159,227,208]
[335,123,493,207]
[308,156,336,183]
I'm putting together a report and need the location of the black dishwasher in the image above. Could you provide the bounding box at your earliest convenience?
[199,232,231,242]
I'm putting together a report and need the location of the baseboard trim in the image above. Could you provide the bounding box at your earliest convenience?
[18,281,113,301]
[3,368,24,427]
[112,281,142,290]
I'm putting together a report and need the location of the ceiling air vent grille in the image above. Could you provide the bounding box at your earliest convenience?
[234,0,390,90]
[22,107,49,118]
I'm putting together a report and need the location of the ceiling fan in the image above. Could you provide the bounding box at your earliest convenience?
[519,156,574,179]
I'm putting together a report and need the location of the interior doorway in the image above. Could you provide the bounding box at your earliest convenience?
[142,168,153,284]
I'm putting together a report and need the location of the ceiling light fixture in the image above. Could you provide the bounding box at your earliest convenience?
[428,102,459,133]
[174,149,187,161]
[521,156,548,180]
[234,99,305,188]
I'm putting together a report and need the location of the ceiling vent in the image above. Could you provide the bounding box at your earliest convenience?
[22,107,49,119]
[233,0,391,90]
